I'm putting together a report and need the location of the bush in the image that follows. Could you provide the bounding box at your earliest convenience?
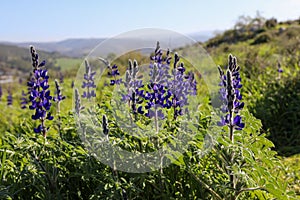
[251,32,272,45]
[250,75,300,155]
[265,18,278,29]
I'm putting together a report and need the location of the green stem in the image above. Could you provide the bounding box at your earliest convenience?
[234,187,266,199]
[188,169,223,200]
[229,109,236,200]
[154,107,159,133]
[57,102,62,138]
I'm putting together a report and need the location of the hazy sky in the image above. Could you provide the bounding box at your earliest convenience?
[0,0,299,42]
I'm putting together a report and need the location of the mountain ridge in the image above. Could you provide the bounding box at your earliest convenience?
[0,32,213,58]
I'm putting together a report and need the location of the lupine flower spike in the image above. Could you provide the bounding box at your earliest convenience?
[82,59,96,99]
[7,89,12,106]
[218,54,245,141]
[27,46,53,137]
[277,61,283,80]
[20,90,27,109]
[102,114,109,135]
[99,57,122,86]
[102,42,198,132]
[122,59,143,114]
[0,86,2,100]
[53,79,66,113]
[277,61,283,73]
[169,53,197,119]
[59,72,64,83]
[74,88,84,116]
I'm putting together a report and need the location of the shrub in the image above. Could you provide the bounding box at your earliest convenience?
[251,32,272,45]
[250,75,300,155]
[265,18,278,29]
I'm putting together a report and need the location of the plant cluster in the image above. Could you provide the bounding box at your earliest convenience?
[0,44,297,200]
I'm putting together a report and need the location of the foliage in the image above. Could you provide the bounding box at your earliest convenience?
[265,18,278,29]
[206,18,300,157]
[1,18,300,199]
[251,32,272,45]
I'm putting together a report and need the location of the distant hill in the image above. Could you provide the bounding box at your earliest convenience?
[0,31,213,77]
[1,31,213,58]
[14,38,106,58]
[0,44,63,76]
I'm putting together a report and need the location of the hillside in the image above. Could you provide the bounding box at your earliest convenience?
[15,38,106,58]
[0,44,64,76]
[199,17,300,155]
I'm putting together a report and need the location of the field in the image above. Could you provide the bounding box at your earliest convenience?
[0,17,299,199]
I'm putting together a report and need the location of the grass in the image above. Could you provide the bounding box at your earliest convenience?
[55,58,82,72]
[281,154,300,196]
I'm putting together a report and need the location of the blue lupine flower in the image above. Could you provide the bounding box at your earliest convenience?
[135,42,197,120]
[28,69,53,115]
[136,43,173,120]
[20,90,27,109]
[53,79,65,114]
[107,42,198,125]
[27,46,53,137]
[53,79,66,102]
[233,115,245,130]
[102,114,109,135]
[121,59,144,114]
[149,43,172,85]
[168,54,197,119]
[108,64,122,85]
[277,61,283,73]
[218,54,244,131]
[59,72,64,83]
[74,88,84,115]
[82,59,96,99]
[0,86,2,100]
[138,81,173,119]
[99,57,122,86]
[7,90,12,106]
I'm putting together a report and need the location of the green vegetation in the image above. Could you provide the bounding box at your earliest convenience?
[55,58,82,72]
[205,17,300,156]
[0,16,299,199]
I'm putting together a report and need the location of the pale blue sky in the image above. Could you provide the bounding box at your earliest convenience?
[0,0,299,42]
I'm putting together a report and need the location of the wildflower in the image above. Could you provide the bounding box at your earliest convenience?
[74,88,84,115]
[108,64,122,85]
[20,90,27,109]
[0,86,2,100]
[122,59,144,114]
[53,79,66,113]
[7,89,12,106]
[53,79,66,103]
[81,59,96,99]
[277,61,283,73]
[140,81,172,119]
[169,58,197,119]
[137,42,197,120]
[149,42,172,85]
[59,72,64,83]
[218,54,245,131]
[27,46,53,137]
[102,114,109,135]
